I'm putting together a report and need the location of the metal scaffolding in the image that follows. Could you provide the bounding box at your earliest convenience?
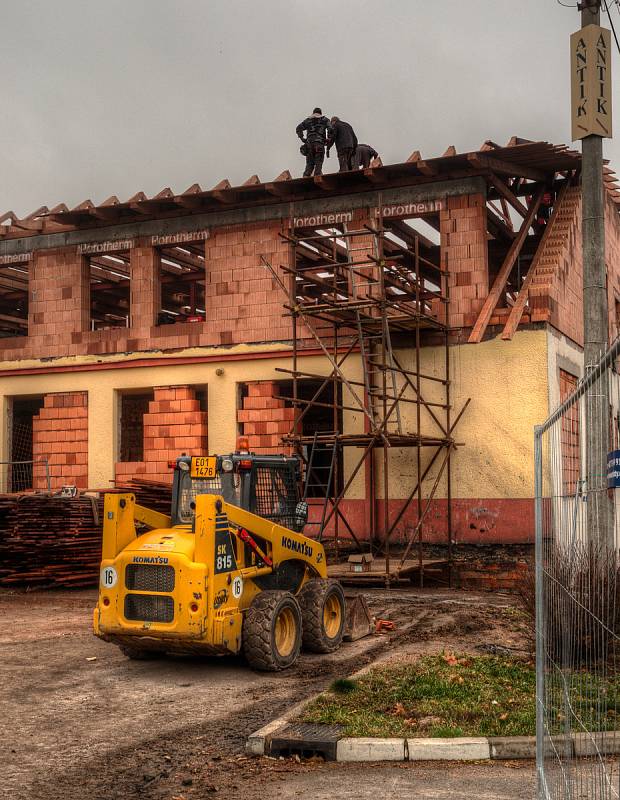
[264,216,468,585]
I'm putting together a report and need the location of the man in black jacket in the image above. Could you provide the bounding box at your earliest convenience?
[329,117,358,172]
[296,108,331,177]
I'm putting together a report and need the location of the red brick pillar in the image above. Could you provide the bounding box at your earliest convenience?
[237,382,295,454]
[130,245,159,331]
[32,392,88,490]
[143,386,208,482]
[440,194,488,329]
[30,248,89,353]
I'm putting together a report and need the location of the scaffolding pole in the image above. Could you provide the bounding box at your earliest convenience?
[266,219,467,586]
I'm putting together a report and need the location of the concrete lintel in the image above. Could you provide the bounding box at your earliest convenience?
[0,177,485,257]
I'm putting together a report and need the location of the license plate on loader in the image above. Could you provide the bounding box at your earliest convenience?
[190,456,217,478]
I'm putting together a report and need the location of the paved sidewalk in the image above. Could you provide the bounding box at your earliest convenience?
[255,760,536,799]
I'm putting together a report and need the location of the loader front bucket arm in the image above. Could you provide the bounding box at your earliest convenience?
[223,501,328,579]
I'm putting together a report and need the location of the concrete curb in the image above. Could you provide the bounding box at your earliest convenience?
[247,724,620,762]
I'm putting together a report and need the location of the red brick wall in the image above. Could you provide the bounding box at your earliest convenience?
[32,392,88,490]
[115,385,208,484]
[30,249,89,355]
[237,381,295,454]
[440,194,488,329]
[0,220,291,361]
[204,221,290,346]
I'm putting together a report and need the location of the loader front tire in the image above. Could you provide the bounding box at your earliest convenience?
[243,590,302,671]
[298,579,346,653]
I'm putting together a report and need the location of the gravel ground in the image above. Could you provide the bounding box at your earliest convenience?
[0,586,531,800]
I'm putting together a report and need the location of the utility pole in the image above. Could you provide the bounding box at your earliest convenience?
[574,0,613,547]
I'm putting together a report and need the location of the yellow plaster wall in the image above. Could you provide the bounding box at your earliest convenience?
[380,329,549,499]
[0,346,365,495]
[0,330,548,498]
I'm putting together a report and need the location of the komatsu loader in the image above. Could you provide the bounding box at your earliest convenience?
[93,448,346,670]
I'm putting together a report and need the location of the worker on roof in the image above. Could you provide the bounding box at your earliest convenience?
[353,143,379,170]
[296,107,332,177]
[328,117,358,172]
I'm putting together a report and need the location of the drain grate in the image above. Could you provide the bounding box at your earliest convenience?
[268,722,344,761]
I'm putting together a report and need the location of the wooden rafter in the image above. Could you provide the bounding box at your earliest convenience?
[501,184,568,340]
[487,206,516,242]
[467,153,546,182]
[488,173,529,217]
[468,187,544,344]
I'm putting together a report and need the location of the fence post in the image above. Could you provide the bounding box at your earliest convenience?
[534,425,547,799]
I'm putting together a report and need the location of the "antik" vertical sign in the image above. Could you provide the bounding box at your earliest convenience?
[571,24,612,140]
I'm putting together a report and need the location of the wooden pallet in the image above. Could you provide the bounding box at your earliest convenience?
[327,558,448,586]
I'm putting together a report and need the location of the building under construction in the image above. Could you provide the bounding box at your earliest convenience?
[1,137,619,582]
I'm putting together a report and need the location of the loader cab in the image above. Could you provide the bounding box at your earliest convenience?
[171,451,308,532]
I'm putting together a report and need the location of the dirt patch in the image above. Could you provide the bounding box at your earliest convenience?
[0,586,529,800]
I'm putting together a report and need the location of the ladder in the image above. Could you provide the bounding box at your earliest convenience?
[302,432,338,541]
[344,226,402,436]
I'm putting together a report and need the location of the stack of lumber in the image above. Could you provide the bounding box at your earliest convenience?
[0,494,103,589]
[0,480,172,590]
[115,478,172,515]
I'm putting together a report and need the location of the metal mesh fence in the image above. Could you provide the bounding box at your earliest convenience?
[535,337,620,799]
[0,459,50,494]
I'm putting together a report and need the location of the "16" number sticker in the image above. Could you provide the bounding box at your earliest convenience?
[101,566,118,589]
[231,576,243,599]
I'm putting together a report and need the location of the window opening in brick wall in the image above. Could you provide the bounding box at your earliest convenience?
[279,379,343,498]
[8,395,45,491]
[486,189,546,308]
[119,391,154,462]
[383,215,441,301]
[156,243,206,326]
[88,249,131,330]
[194,388,208,413]
[560,369,580,496]
[0,258,29,338]
[292,225,350,304]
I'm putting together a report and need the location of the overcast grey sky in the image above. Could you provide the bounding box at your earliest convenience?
[1,0,619,217]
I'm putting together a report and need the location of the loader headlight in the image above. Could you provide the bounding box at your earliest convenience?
[221,457,234,473]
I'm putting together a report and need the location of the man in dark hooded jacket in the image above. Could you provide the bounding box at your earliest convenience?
[329,117,358,172]
[353,143,379,169]
[296,108,331,177]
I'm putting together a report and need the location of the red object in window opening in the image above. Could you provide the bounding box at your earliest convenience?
[186,315,203,323]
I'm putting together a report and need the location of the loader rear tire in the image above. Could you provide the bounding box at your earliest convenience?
[243,590,302,671]
[298,579,345,653]
[119,645,158,660]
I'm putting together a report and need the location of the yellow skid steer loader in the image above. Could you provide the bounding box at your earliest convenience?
[94,451,347,670]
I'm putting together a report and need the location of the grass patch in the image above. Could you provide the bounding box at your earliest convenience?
[302,653,620,738]
[331,677,357,694]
